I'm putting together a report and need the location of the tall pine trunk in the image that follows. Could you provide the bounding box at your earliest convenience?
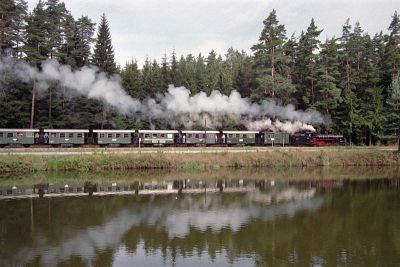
[30,80,36,128]
[271,45,275,97]
[48,88,52,127]
[368,131,372,146]
[311,79,314,105]
[398,136,400,152]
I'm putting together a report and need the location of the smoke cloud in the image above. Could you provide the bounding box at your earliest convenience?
[244,119,317,134]
[0,58,324,131]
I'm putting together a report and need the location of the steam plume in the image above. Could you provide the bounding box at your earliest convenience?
[0,58,324,131]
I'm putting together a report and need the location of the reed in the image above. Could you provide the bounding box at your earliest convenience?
[0,149,398,173]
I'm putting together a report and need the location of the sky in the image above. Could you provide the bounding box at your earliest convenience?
[26,0,399,67]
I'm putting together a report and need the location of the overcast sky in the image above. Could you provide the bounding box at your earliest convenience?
[26,0,398,67]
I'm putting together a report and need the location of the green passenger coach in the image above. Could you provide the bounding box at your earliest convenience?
[44,129,89,146]
[93,130,135,145]
[223,131,258,145]
[0,129,39,146]
[138,130,179,145]
[263,132,290,146]
[181,130,220,145]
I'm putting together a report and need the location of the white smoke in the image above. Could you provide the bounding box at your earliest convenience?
[244,119,316,134]
[0,58,324,130]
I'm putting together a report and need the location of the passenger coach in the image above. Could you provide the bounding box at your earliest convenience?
[181,130,220,145]
[138,130,179,145]
[0,129,39,147]
[222,131,259,145]
[44,129,89,146]
[93,129,135,146]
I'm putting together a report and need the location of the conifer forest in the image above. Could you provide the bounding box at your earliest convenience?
[0,0,399,146]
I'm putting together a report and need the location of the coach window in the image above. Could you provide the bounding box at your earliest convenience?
[160,133,165,138]
[108,133,112,138]
[145,134,150,138]
[123,133,129,138]
[7,133,13,138]
[0,132,3,138]
[202,134,206,138]
[116,133,121,138]
[17,132,23,137]
[195,134,199,138]
[69,133,74,138]
[243,134,247,138]
[60,133,65,138]
[77,133,83,138]
[51,133,56,138]
[152,133,157,138]
[236,134,240,138]
[188,134,192,138]
[26,132,33,138]
[228,134,233,138]
[100,133,105,138]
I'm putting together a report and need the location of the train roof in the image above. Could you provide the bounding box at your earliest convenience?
[315,134,344,138]
[138,130,179,134]
[0,128,39,132]
[262,131,289,134]
[222,130,259,134]
[182,130,219,134]
[93,129,135,133]
[44,129,89,133]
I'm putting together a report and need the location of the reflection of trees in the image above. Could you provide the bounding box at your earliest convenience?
[119,181,400,266]
[1,179,400,266]
[0,196,133,266]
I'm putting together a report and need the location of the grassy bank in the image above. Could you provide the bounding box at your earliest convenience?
[0,148,399,173]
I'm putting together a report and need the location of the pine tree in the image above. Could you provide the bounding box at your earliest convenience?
[296,18,323,107]
[336,19,363,144]
[382,11,400,90]
[361,87,385,145]
[283,34,297,81]
[386,73,400,150]
[205,50,221,94]
[251,9,295,103]
[170,49,180,86]
[315,38,341,119]
[160,53,169,91]
[182,54,198,93]
[44,0,68,60]
[225,48,253,97]
[0,0,28,57]
[75,16,95,67]
[24,0,49,128]
[59,14,79,67]
[121,59,143,99]
[24,0,48,64]
[194,53,207,94]
[141,57,154,96]
[92,13,117,75]
[217,61,233,95]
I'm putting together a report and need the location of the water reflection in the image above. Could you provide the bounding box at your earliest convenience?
[1,175,400,266]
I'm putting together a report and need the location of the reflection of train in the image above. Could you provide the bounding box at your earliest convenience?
[0,128,345,147]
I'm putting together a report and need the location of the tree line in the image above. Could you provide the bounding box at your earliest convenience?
[0,0,399,146]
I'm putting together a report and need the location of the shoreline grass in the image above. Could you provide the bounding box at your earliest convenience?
[0,149,399,173]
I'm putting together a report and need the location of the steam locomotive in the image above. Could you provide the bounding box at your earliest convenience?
[0,128,345,147]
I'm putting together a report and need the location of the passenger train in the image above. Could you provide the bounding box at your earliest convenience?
[0,128,345,147]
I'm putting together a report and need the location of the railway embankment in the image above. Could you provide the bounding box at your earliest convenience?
[0,147,399,173]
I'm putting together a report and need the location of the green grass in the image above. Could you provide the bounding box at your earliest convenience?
[0,148,398,173]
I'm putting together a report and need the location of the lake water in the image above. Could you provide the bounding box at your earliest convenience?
[1,167,400,266]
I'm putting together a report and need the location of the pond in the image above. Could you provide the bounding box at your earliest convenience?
[1,167,400,266]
